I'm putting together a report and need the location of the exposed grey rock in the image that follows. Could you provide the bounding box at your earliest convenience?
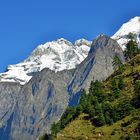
[68,35,124,105]
[0,35,124,140]
[0,82,21,140]
[10,69,74,140]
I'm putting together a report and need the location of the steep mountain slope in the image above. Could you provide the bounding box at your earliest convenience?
[0,35,124,140]
[10,69,74,140]
[112,16,140,50]
[68,35,124,105]
[0,83,21,140]
[54,54,140,140]
[0,38,91,85]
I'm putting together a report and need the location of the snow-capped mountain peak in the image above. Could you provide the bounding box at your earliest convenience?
[112,16,140,50]
[75,38,92,46]
[1,17,140,85]
[0,38,91,85]
[56,38,73,46]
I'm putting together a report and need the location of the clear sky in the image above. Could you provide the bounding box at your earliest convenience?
[0,0,140,72]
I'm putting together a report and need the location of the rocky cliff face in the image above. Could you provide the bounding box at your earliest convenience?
[2,69,74,140]
[0,82,21,140]
[68,35,124,106]
[0,35,124,140]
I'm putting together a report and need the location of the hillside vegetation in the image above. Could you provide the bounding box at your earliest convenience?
[52,54,140,140]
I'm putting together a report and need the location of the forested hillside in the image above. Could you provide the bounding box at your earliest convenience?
[47,51,140,140]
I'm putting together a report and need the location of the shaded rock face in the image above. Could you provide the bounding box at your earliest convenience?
[9,69,74,140]
[0,83,21,140]
[0,35,124,140]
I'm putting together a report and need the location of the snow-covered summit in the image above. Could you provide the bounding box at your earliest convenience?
[0,38,91,85]
[112,16,140,50]
[75,38,92,46]
[1,17,140,85]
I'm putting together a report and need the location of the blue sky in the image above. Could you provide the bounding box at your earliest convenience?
[0,0,140,72]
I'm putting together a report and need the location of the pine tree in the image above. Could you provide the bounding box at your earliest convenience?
[89,81,94,94]
[93,80,105,102]
[39,134,51,140]
[102,101,114,124]
[111,79,120,98]
[112,55,123,72]
[133,80,140,108]
[79,89,87,108]
[87,103,95,118]
[116,98,134,120]
[124,33,140,60]
[135,80,140,97]
[51,122,61,137]
[118,76,125,90]
[93,101,105,126]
